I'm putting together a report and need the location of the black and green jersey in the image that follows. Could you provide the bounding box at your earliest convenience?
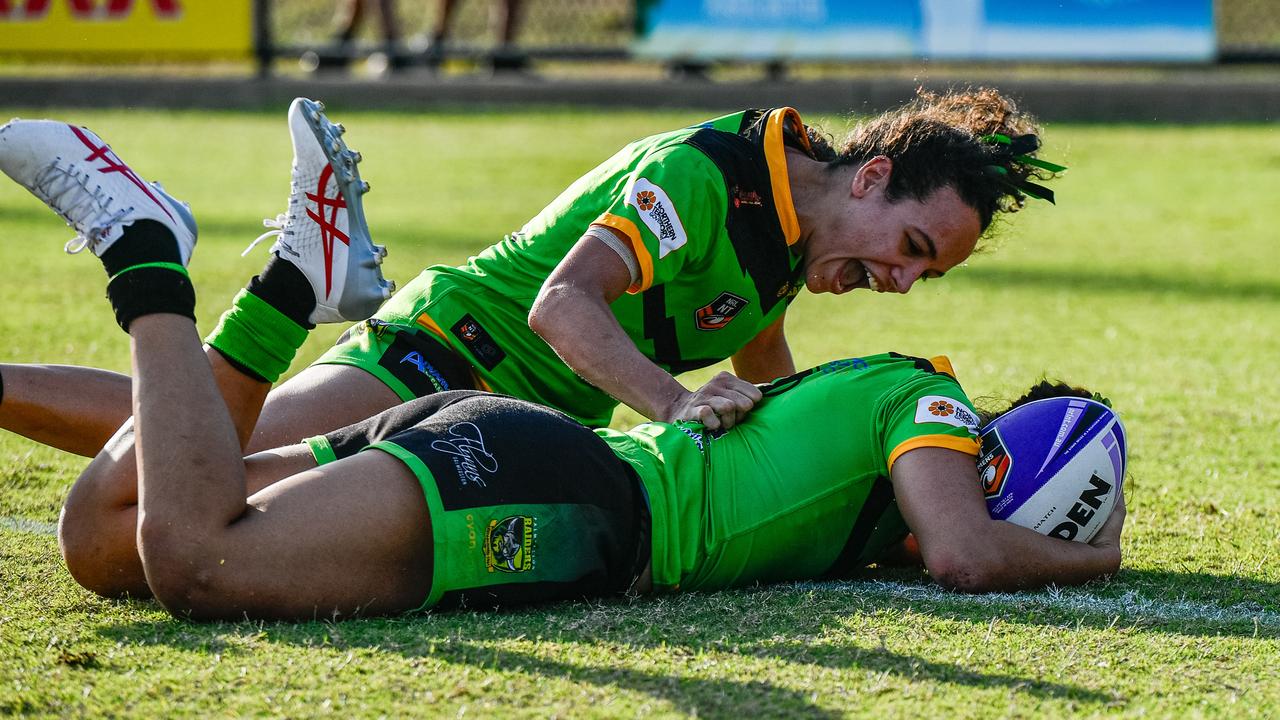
[598,353,984,592]
[355,108,817,427]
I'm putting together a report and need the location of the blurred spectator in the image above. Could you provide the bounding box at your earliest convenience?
[316,0,405,73]
[428,0,527,72]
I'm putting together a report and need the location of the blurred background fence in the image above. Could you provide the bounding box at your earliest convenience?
[2,1,1276,120]
[1218,0,1280,59]
[269,0,1278,65]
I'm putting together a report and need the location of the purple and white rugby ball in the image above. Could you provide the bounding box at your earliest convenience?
[976,397,1127,542]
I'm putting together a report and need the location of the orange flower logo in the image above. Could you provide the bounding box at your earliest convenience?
[636,190,657,211]
[928,400,955,417]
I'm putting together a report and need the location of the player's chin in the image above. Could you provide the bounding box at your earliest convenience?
[807,268,849,295]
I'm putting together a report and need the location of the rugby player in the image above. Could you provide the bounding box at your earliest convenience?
[0,111,1120,620]
[0,89,1062,479]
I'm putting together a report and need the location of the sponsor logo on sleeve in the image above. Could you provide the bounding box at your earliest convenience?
[694,291,748,330]
[484,515,535,573]
[627,177,687,258]
[914,395,980,433]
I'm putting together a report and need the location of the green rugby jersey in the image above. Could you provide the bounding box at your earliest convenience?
[598,353,984,592]
[376,108,816,426]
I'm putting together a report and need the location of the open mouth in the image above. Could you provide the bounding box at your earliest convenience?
[840,261,881,293]
[826,261,885,295]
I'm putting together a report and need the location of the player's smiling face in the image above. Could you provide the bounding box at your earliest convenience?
[799,157,981,296]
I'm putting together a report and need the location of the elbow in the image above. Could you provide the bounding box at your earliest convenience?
[136,515,222,620]
[1098,545,1123,578]
[923,548,1007,594]
[527,285,561,340]
[526,301,548,339]
[529,282,582,344]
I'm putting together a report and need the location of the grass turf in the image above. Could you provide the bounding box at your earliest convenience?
[0,107,1277,718]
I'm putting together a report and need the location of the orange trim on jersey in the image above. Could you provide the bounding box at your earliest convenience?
[413,312,493,391]
[764,107,806,246]
[595,212,654,293]
[414,312,450,342]
[929,355,958,380]
[887,434,981,472]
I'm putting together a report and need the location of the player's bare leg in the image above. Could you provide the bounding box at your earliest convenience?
[1,100,396,599]
[56,360,403,597]
[130,313,431,620]
[59,362,277,598]
[0,353,272,458]
[0,364,132,456]
[249,363,401,450]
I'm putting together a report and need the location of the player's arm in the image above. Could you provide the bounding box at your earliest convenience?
[529,232,760,431]
[730,312,795,384]
[891,446,1124,592]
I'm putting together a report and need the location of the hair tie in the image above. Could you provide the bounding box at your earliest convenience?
[980,132,1067,204]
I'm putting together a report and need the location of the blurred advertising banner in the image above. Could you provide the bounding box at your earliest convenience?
[634,0,1216,63]
[0,0,253,58]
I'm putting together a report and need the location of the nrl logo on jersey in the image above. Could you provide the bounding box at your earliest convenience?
[730,185,763,208]
[628,178,687,258]
[695,291,749,331]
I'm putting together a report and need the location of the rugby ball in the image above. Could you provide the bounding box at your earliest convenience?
[976,396,1127,542]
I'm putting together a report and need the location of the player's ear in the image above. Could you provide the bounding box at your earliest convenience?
[852,156,892,199]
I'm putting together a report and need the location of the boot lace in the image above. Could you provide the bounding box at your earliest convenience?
[30,161,131,255]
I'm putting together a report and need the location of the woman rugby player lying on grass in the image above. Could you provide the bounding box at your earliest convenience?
[0,113,1121,622]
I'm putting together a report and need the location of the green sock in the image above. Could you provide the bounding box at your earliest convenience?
[205,290,309,384]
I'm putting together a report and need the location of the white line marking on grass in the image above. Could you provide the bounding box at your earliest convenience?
[0,515,57,536]
[796,580,1280,631]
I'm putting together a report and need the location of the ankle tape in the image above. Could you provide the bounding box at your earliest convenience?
[205,290,308,384]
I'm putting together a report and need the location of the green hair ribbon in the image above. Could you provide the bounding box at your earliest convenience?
[980,132,1067,205]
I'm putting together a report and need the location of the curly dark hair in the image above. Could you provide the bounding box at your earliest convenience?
[975,379,1095,426]
[805,87,1060,234]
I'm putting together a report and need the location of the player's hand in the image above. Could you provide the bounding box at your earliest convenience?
[665,371,763,432]
[1088,484,1127,557]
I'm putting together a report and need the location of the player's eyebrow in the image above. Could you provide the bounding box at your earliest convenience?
[915,229,938,260]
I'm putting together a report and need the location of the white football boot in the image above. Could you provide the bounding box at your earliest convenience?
[0,119,197,264]
[246,98,393,324]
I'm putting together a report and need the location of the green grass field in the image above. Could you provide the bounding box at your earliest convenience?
[1,106,1277,718]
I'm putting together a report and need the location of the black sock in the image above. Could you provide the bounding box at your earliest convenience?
[100,220,181,277]
[246,255,317,330]
[0,366,4,407]
[102,220,195,332]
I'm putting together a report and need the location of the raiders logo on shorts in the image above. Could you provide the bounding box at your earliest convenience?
[484,515,535,573]
[695,291,748,331]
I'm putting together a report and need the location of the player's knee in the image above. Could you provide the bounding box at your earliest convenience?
[58,483,146,599]
[57,516,135,599]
